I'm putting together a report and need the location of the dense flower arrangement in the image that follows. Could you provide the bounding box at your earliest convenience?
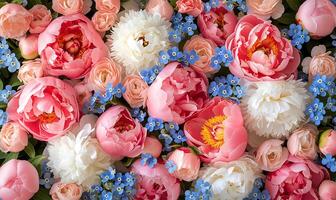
[0,0,336,199]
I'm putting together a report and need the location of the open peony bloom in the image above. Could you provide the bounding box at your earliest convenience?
[266,156,329,200]
[131,160,180,200]
[96,106,147,160]
[184,97,248,163]
[7,77,79,141]
[0,159,39,200]
[147,62,208,124]
[225,15,300,81]
[197,5,237,46]
[38,14,108,79]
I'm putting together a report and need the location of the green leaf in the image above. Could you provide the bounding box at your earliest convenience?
[0,103,6,109]
[189,146,202,155]
[29,155,45,167]
[24,142,36,158]
[9,72,22,87]
[286,0,300,11]
[3,152,19,163]
[275,13,296,25]
[0,79,3,90]
[32,188,52,200]
[0,151,7,159]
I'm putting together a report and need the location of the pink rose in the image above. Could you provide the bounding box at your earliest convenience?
[29,5,52,34]
[266,156,329,200]
[184,97,248,163]
[319,180,336,200]
[0,159,39,200]
[7,77,79,141]
[319,129,336,156]
[255,139,288,172]
[95,0,120,13]
[246,0,284,20]
[0,4,33,39]
[147,62,208,124]
[197,5,238,46]
[19,34,39,60]
[142,136,162,157]
[183,35,218,75]
[52,0,84,15]
[296,0,336,38]
[123,75,148,108]
[176,0,203,17]
[87,57,122,93]
[131,160,180,200]
[96,106,147,160]
[92,11,117,32]
[0,122,28,153]
[168,147,200,182]
[18,59,43,85]
[225,15,300,81]
[38,14,108,79]
[74,81,91,109]
[50,182,82,200]
[145,0,174,21]
[287,124,318,160]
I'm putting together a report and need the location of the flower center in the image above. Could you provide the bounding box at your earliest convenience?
[201,115,226,148]
[214,12,226,30]
[137,36,149,47]
[38,112,57,123]
[247,37,279,59]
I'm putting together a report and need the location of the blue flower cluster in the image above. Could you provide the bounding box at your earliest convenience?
[159,122,187,152]
[244,178,271,200]
[0,37,20,72]
[39,160,55,189]
[89,167,136,200]
[204,0,220,12]
[210,46,234,70]
[0,85,15,103]
[225,0,248,12]
[185,179,213,200]
[170,13,198,43]
[288,24,310,50]
[145,117,164,132]
[165,160,177,173]
[140,65,162,85]
[140,153,157,168]
[306,75,336,125]
[130,108,147,122]
[208,74,246,100]
[0,109,8,126]
[158,47,199,67]
[84,83,125,114]
[322,154,336,172]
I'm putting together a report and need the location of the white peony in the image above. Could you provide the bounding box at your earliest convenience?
[46,115,111,189]
[241,80,310,139]
[199,156,262,200]
[108,10,171,75]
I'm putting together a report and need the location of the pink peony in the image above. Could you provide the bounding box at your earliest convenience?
[142,136,162,158]
[38,14,108,79]
[131,160,180,200]
[29,4,52,34]
[0,159,39,200]
[319,180,336,200]
[225,15,300,81]
[176,0,203,17]
[0,4,33,39]
[266,156,329,200]
[73,81,91,109]
[146,62,208,124]
[19,34,39,60]
[197,5,238,46]
[319,129,336,156]
[7,77,79,141]
[0,122,28,153]
[96,106,147,160]
[145,0,174,21]
[184,97,248,163]
[296,0,336,38]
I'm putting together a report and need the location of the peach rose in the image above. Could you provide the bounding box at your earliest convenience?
[302,45,336,82]
[29,5,52,34]
[92,11,117,32]
[176,0,203,17]
[0,4,33,39]
[168,147,200,182]
[145,0,174,21]
[255,139,289,172]
[247,0,284,19]
[18,59,43,85]
[19,34,39,60]
[142,136,162,157]
[287,124,318,160]
[95,0,120,13]
[123,75,148,108]
[50,182,82,200]
[87,57,122,93]
[52,0,84,15]
[0,122,28,153]
[184,35,217,75]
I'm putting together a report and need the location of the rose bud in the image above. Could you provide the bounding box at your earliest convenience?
[0,122,28,153]
[142,136,162,158]
[19,34,39,60]
[145,0,174,21]
[319,180,336,200]
[319,129,336,156]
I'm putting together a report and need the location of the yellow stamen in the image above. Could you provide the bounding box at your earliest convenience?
[201,115,226,148]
